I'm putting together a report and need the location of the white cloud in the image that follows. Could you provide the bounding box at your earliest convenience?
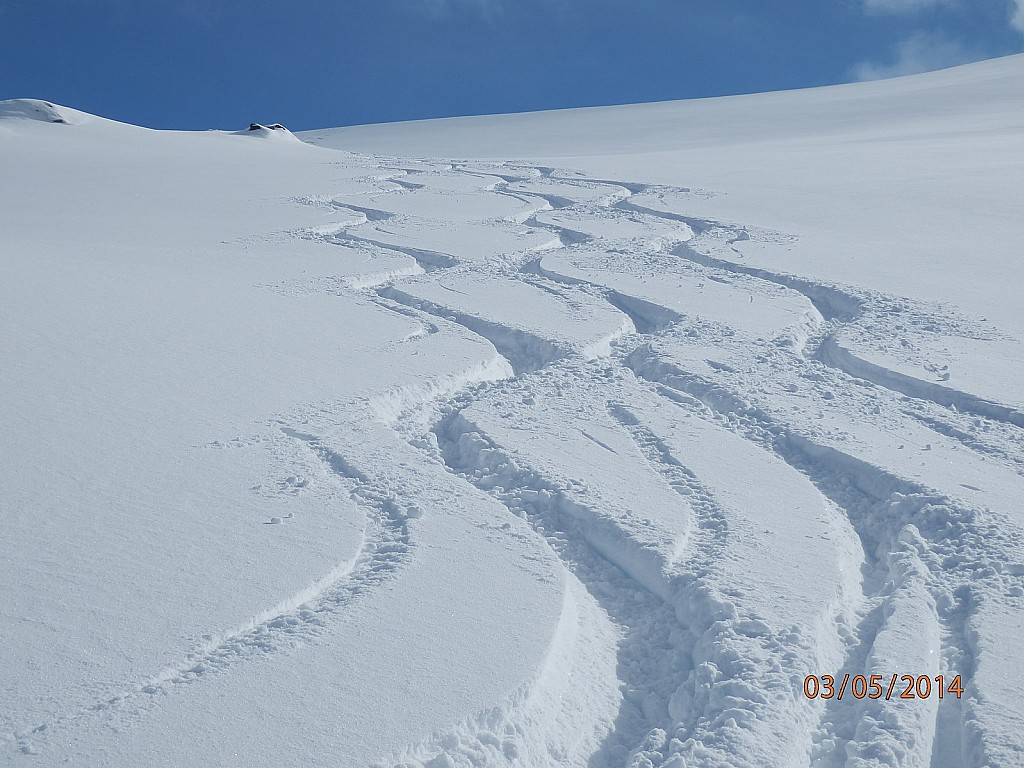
[851,31,983,80]
[1011,0,1024,33]
[861,0,1024,38]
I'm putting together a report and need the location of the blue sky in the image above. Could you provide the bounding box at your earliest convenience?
[1,0,1022,130]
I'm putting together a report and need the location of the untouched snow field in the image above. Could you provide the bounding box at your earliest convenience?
[2,55,1023,767]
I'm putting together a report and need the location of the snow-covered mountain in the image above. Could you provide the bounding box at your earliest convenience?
[2,54,1023,767]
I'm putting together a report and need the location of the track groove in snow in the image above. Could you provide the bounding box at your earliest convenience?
[342,165,803,764]
[10,425,413,756]
[379,285,572,374]
[345,158,1024,766]
[606,402,728,562]
[434,405,690,768]
[330,229,459,270]
[670,236,1024,432]
[626,346,1024,767]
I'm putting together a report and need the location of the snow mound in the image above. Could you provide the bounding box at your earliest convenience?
[235,122,301,142]
[0,98,86,125]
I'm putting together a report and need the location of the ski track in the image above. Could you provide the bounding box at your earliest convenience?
[605,402,729,560]
[285,158,1023,766]
[433,404,685,768]
[670,238,1024,433]
[624,349,1024,767]
[363,163,869,766]
[379,285,572,375]
[20,154,1024,766]
[11,425,412,757]
[412,161,1019,766]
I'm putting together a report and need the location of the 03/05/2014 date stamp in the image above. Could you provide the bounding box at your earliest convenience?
[803,674,964,701]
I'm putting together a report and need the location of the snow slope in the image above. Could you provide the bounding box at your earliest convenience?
[3,55,1024,768]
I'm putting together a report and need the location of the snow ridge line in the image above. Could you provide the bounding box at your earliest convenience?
[605,290,684,335]
[502,187,577,211]
[494,172,633,209]
[823,528,945,768]
[328,200,398,222]
[625,346,1024,768]
[613,197,718,236]
[582,316,637,360]
[314,183,637,764]
[672,239,863,323]
[384,575,620,768]
[379,285,574,375]
[501,174,605,244]
[330,229,458,270]
[368,159,1024,765]
[521,252,684,337]
[343,263,427,291]
[366,351,515,429]
[500,172,637,210]
[552,174,649,196]
[522,210,593,247]
[819,336,1024,430]
[490,188,555,224]
[899,406,1024,476]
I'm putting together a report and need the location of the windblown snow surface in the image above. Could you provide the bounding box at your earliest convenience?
[2,55,1023,768]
